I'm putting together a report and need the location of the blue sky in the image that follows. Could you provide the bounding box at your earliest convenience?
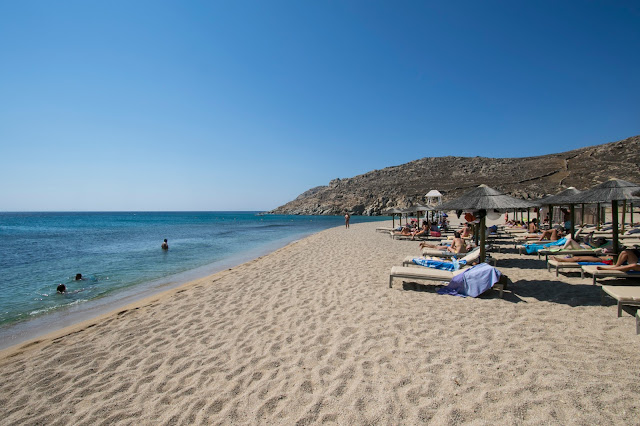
[1,1,638,211]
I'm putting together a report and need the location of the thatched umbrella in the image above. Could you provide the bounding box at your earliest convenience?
[534,187,582,238]
[384,208,403,228]
[412,204,434,225]
[399,207,417,226]
[560,179,640,256]
[438,184,535,262]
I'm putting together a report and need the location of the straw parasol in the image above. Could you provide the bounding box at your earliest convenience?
[412,204,434,224]
[383,208,403,228]
[438,185,535,262]
[399,207,417,226]
[560,179,640,256]
[534,187,582,238]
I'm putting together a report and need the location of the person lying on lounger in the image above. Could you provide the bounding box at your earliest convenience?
[552,249,638,268]
[419,231,467,254]
[537,227,564,241]
[394,226,413,236]
[551,254,614,264]
[596,249,640,271]
[411,221,429,240]
[528,218,539,234]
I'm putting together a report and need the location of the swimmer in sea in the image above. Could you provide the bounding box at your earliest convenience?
[161,239,169,250]
[75,273,83,280]
[57,284,66,293]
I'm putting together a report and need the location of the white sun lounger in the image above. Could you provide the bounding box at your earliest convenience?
[546,259,587,277]
[403,249,494,267]
[600,286,640,333]
[537,247,603,261]
[388,266,504,297]
[388,266,464,288]
[581,265,640,286]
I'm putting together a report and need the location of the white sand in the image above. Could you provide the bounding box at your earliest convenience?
[1,220,639,424]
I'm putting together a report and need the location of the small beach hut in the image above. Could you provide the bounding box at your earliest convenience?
[561,179,640,256]
[425,190,443,206]
[438,185,535,262]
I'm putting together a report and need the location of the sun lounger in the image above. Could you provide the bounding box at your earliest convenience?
[600,286,640,333]
[503,228,528,234]
[388,265,505,297]
[537,247,603,261]
[403,249,496,268]
[376,227,397,233]
[389,266,465,288]
[391,233,431,241]
[581,265,640,286]
[546,259,592,277]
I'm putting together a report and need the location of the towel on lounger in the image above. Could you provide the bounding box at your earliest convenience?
[524,238,567,255]
[412,258,466,271]
[437,263,502,297]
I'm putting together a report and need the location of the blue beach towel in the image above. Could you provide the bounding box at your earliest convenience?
[412,258,466,271]
[437,263,502,297]
[577,262,606,265]
[524,238,567,255]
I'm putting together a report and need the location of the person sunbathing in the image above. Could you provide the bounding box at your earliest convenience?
[460,223,472,238]
[551,254,613,264]
[411,221,429,240]
[394,226,413,236]
[596,249,640,271]
[537,227,564,241]
[528,218,539,234]
[420,231,467,253]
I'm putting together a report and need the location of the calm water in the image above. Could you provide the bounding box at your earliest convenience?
[0,212,384,331]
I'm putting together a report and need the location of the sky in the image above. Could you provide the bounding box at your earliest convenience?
[0,0,638,211]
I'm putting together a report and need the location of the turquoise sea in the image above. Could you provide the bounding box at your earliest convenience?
[0,212,384,347]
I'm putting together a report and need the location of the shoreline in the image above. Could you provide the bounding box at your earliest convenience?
[0,237,304,360]
[0,231,316,352]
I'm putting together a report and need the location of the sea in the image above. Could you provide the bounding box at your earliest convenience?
[0,211,385,348]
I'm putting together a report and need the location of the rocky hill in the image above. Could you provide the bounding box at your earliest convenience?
[269,135,640,215]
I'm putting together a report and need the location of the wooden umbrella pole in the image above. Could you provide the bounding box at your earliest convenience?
[569,204,576,239]
[596,203,600,230]
[581,203,585,227]
[480,215,486,263]
[612,200,619,258]
[621,200,626,234]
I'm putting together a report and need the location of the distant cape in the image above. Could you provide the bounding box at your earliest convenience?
[269,135,640,215]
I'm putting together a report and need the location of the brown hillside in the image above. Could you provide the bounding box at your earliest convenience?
[270,135,640,215]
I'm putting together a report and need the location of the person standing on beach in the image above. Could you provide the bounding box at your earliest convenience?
[344,213,351,229]
[161,239,169,250]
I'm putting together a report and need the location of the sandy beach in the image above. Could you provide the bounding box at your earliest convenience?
[1,220,639,425]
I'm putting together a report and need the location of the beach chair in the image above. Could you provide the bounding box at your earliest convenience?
[581,265,640,286]
[600,286,640,333]
[376,227,397,233]
[536,247,603,261]
[403,248,495,268]
[388,265,505,297]
[546,259,589,277]
[389,266,465,288]
[421,246,479,258]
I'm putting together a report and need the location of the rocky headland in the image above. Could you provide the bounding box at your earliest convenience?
[270,135,640,215]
